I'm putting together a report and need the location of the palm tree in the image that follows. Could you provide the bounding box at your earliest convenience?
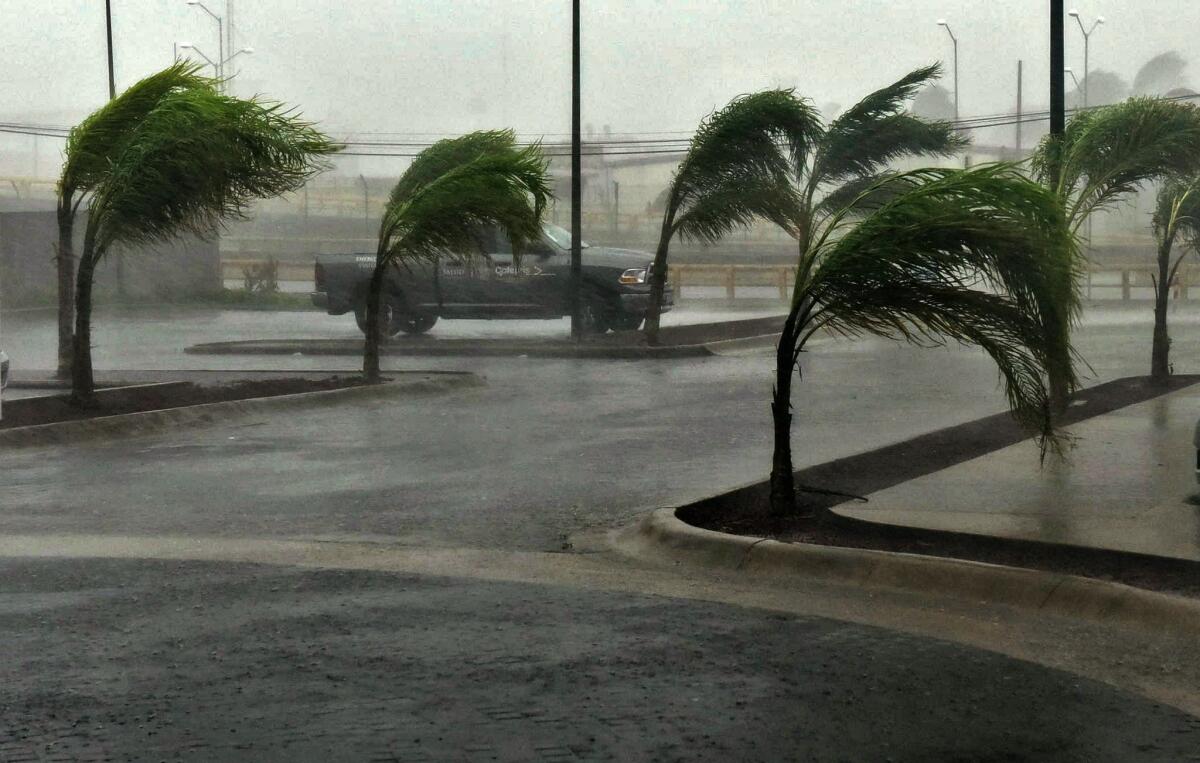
[1033,98,1200,233]
[55,62,212,379]
[767,165,1081,517]
[1033,98,1200,391]
[643,90,821,343]
[1150,175,1200,383]
[362,132,552,381]
[644,65,966,344]
[69,86,339,403]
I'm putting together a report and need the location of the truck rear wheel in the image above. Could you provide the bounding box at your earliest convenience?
[355,298,403,338]
[396,313,438,335]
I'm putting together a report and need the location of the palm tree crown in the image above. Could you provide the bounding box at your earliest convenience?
[361,131,553,380]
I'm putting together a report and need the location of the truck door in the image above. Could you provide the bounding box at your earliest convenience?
[482,228,559,317]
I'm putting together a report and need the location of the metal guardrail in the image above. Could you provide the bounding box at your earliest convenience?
[220,258,1194,303]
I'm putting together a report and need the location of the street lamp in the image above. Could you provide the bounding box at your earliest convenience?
[186,1,224,81]
[1067,9,1105,109]
[936,19,959,121]
[1065,67,1081,92]
[178,42,219,77]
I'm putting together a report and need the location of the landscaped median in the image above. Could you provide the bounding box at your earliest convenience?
[614,506,1200,638]
[0,371,482,448]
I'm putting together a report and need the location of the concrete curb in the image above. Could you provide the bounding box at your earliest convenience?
[0,373,483,449]
[613,508,1200,636]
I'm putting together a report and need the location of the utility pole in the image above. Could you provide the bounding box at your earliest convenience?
[569,0,582,340]
[105,0,116,99]
[1050,0,1065,139]
[1015,60,1023,153]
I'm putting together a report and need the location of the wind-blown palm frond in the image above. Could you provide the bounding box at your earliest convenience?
[1033,98,1200,227]
[89,88,339,253]
[362,139,552,380]
[61,61,213,196]
[812,172,910,219]
[388,129,520,208]
[1154,174,1200,247]
[381,145,552,264]
[814,64,966,186]
[675,166,800,243]
[670,90,821,219]
[805,165,1080,451]
[644,90,820,342]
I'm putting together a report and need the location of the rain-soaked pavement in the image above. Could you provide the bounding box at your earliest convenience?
[840,384,1200,561]
[3,303,1200,758]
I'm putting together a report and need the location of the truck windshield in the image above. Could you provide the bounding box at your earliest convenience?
[542,223,589,250]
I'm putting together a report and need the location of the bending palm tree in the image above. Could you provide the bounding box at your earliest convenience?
[71,88,338,403]
[1150,175,1200,382]
[643,90,821,343]
[55,62,212,379]
[645,65,966,344]
[768,165,1081,517]
[1032,97,1200,388]
[363,134,552,381]
[1033,98,1200,234]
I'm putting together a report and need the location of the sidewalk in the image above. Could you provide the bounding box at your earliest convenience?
[837,385,1200,562]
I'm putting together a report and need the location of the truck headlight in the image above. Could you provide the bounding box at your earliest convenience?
[619,268,647,285]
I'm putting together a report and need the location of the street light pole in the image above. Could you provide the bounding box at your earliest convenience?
[178,43,220,77]
[1068,9,1104,109]
[569,0,582,340]
[187,1,224,85]
[936,20,959,121]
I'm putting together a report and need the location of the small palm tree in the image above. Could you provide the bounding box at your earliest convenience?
[55,62,211,379]
[1033,97,1200,234]
[69,85,339,403]
[362,132,552,381]
[1150,175,1200,382]
[767,165,1081,516]
[643,90,821,343]
[1033,97,1200,391]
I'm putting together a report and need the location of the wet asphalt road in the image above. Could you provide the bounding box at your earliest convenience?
[3,305,1200,550]
[3,305,1200,759]
[4,557,1200,763]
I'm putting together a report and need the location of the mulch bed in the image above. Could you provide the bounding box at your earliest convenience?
[0,376,367,430]
[682,374,1200,599]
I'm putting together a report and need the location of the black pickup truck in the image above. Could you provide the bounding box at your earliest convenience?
[311,223,672,336]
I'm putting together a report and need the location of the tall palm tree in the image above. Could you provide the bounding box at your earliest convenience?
[767,165,1081,517]
[1150,175,1200,383]
[644,65,966,344]
[55,62,212,379]
[362,133,552,381]
[70,87,338,403]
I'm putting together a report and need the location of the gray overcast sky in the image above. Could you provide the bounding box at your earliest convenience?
[3,1,1196,137]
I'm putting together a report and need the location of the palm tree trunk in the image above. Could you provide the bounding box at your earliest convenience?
[55,196,76,380]
[1151,237,1173,385]
[768,308,803,517]
[70,249,98,407]
[362,259,386,383]
[643,213,675,346]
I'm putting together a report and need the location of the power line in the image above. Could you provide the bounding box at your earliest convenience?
[4,91,1198,156]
